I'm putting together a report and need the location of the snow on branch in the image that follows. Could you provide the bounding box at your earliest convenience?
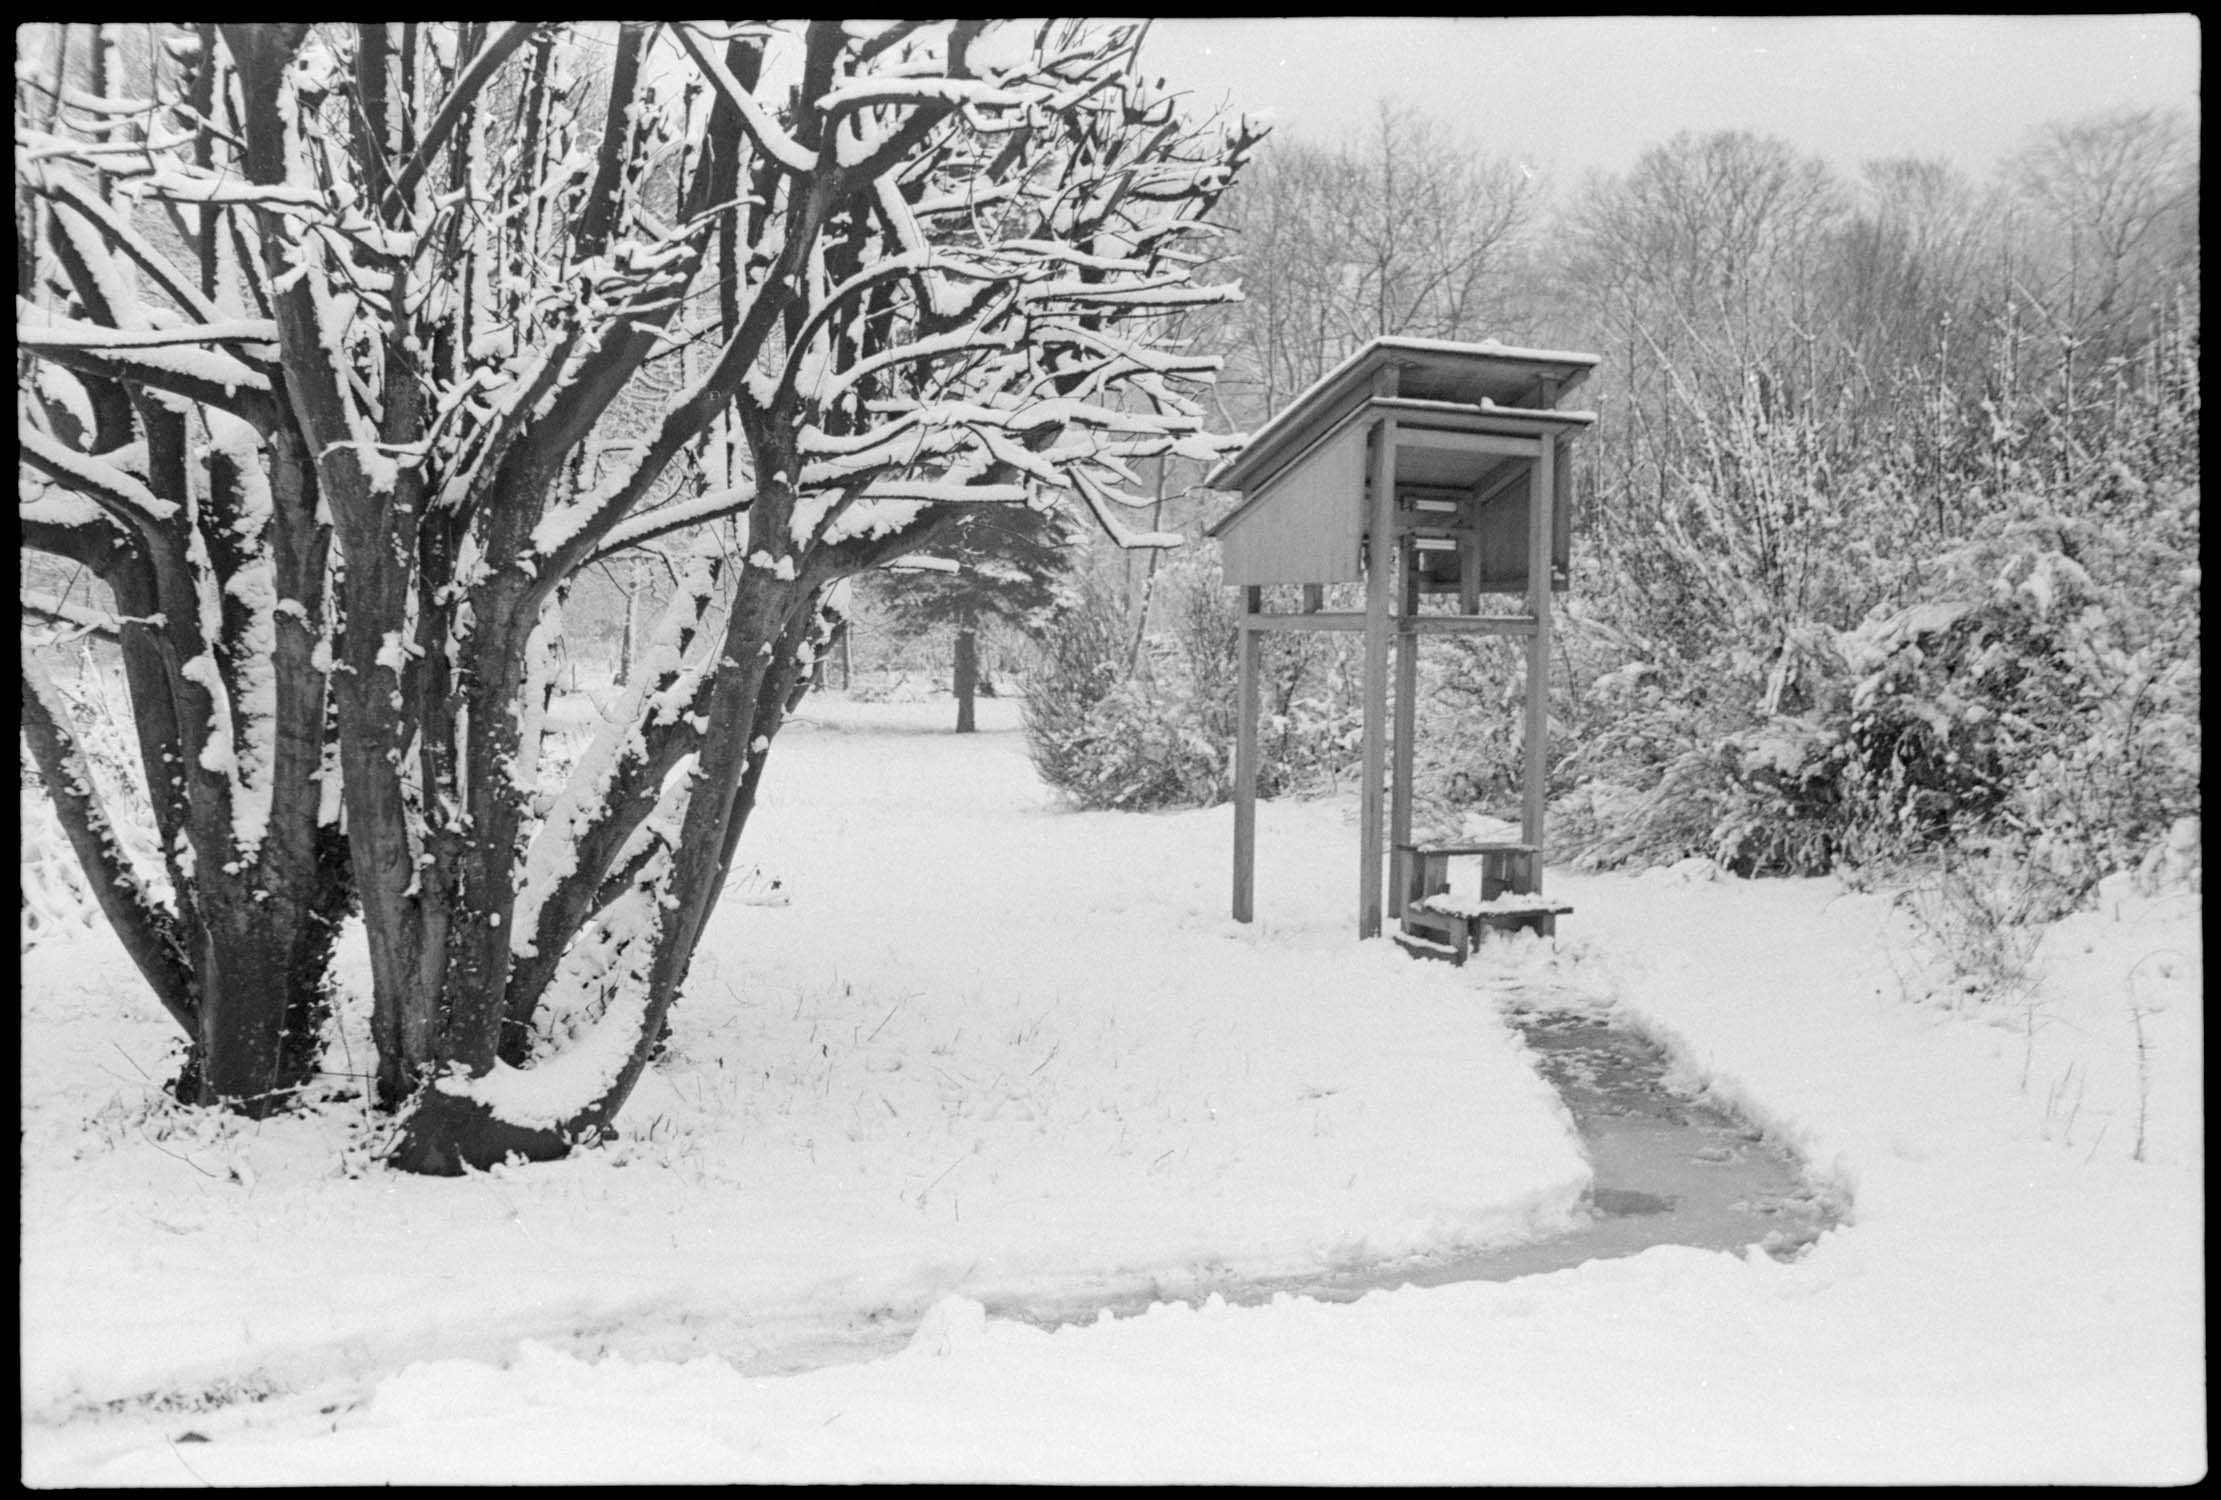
[388,21,541,208]
[20,588,124,644]
[39,172,228,326]
[817,75,1030,118]
[19,303,277,419]
[130,170,326,210]
[671,24,819,174]
[586,485,758,565]
[1069,469,1182,550]
[18,305,279,354]
[19,424,179,532]
[855,478,1031,504]
[814,312,1019,404]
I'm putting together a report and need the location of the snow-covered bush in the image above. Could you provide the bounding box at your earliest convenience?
[1023,556,1359,811]
[1842,501,2200,898]
[1023,564,1233,809]
[1551,276,2199,901]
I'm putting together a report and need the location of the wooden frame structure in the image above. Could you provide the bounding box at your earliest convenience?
[1206,337,1600,945]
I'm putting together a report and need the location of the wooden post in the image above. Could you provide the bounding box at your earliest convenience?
[1233,584,1261,923]
[1359,378,1399,938]
[1389,533,1419,921]
[1522,436,1555,855]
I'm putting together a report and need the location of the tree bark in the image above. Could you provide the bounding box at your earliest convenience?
[954,618,979,734]
[188,878,333,1114]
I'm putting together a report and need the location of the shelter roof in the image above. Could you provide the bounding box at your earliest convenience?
[1204,337,1600,496]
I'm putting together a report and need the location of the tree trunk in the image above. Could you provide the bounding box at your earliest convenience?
[189,889,331,1115]
[616,557,644,687]
[22,646,350,1116]
[954,619,979,734]
[387,580,807,1174]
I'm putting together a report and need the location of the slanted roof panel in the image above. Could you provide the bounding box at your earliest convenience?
[1205,336,1600,495]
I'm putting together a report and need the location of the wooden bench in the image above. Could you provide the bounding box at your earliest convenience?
[1392,841,1568,963]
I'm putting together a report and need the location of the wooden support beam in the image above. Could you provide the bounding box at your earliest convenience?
[1233,584,1261,923]
[1369,397,1591,437]
[1389,534,1419,921]
[1301,583,1323,613]
[1470,461,1529,513]
[1393,427,1542,460]
[1523,425,1555,858]
[1358,376,1398,940]
[1244,611,1535,636]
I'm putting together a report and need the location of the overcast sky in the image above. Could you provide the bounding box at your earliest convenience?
[1138,15,2200,180]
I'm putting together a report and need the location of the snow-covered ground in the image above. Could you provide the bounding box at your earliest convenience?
[19,695,2204,1484]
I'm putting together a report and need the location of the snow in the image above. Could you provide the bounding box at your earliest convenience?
[591,484,755,560]
[18,424,178,524]
[31,363,95,436]
[673,25,820,174]
[16,309,279,351]
[18,696,2205,1484]
[1414,890,1572,918]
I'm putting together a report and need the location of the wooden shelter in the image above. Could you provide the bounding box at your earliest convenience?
[1205,336,1601,954]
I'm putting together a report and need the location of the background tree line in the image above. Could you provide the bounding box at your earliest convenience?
[1026,98,2199,934]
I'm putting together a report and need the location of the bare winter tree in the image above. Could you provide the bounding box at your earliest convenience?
[2007,107,2199,360]
[18,20,1257,1171]
[1214,100,1540,423]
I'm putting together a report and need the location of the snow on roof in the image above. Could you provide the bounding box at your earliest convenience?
[1204,336,1601,496]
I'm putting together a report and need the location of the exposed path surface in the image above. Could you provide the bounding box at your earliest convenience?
[974,989,1841,1332]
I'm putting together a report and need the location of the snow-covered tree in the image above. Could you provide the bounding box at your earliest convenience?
[18,21,1256,1171]
[869,501,1074,732]
[19,23,354,1113]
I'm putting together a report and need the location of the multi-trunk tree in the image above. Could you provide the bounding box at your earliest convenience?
[18,20,1257,1171]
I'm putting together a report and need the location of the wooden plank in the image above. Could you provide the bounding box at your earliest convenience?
[1217,420,1368,587]
[1469,470,1574,594]
[1206,393,1380,543]
[1367,396,1596,434]
[1245,611,1534,636]
[1400,904,1472,964]
[1397,841,1536,858]
[1393,427,1542,461]
[1523,425,1554,855]
[1358,393,1397,940]
[1414,895,1573,918]
[1233,585,1261,923]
